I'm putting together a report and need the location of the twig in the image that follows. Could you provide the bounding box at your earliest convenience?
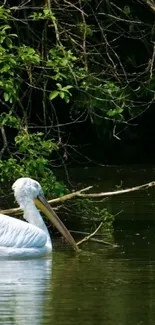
[97,12,146,24]
[64,0,88,16]
[0,126,11,159]
[79,0,88,71]
[77,222,103,246]
[150,42,155,80]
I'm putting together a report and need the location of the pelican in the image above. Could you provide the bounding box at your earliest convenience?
[0,177,79,258]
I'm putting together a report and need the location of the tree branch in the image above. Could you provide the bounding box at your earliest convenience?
[49,186,93,203]
[0,181,155,216]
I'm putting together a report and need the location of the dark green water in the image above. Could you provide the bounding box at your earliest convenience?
[1,166,155,325]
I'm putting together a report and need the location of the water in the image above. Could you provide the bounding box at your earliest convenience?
[1,166,155,325]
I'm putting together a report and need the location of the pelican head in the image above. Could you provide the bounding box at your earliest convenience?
[12,177,79,251]
[12,177,44,208]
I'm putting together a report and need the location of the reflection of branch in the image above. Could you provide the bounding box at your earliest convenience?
[1,181,155,216]
[90,238,117,247]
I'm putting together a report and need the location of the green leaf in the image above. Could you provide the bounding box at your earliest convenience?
[64,85,73,90]
[59,91,64,99]
[107,109,115,117]
[64,95,70,103]
[107,107,123,117]
[63,85,73,92]
[0,25,11,31]
[56,83,62,90]
[5,37,12,48]
[116,107,123,114]
[9,34,18,37]
[49,90,59,100]
[3,92,9,102]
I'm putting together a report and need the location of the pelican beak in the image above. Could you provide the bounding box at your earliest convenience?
[34,194,79,252]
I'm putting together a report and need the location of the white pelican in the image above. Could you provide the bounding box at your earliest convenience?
[0,177,79,258]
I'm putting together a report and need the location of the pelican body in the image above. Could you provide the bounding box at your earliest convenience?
[0,177,78,258]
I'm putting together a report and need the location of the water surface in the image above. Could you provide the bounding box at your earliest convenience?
[1,239,155,325]
[1,166,155,325]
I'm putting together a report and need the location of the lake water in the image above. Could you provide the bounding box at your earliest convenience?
[1,166,155,325]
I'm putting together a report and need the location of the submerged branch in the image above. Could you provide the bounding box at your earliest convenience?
[0,181,155,216]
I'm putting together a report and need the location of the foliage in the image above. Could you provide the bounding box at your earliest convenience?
[79,79,128,123]
[0,130,68,197]
[0,2,154,136]
[0,5,78,197]
[0,111,20,128]
[68,199,115,234]
[47,47,77,81]
[49,84,73,103]
[0,157,68,198]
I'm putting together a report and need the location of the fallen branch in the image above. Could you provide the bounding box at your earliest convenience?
[50,181,155,202]
[0,181,155,216]
[76,181,155,198]
[77,222,103,246]
[49,186,93,204]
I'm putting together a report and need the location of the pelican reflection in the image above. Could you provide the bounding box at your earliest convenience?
[0,258,52,325]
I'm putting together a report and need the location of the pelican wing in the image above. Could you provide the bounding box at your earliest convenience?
[0,214,47,248]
